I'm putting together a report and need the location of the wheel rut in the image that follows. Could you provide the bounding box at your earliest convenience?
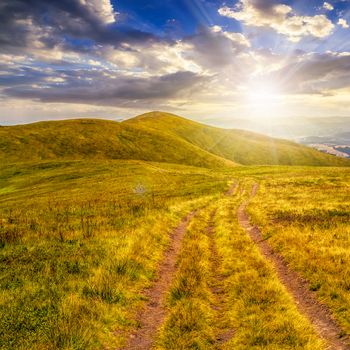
[237,183,350,350]
[122,211,196,350]
[225,181,238,196]
[207,186,237,347]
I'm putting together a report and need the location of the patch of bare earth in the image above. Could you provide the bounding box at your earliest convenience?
[225,181,238,196]
[122,211,196,350]
[238,184,350,350]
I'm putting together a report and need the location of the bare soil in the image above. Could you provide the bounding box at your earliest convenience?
[238,184,350,350]
[225,181,238,196]
[122,211,196,350]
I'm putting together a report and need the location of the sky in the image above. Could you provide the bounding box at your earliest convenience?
[1,0,350,125]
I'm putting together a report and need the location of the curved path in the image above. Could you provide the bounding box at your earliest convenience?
[122,211,196,350]
[238,184,350,350]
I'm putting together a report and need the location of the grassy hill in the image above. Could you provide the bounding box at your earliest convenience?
[125,112,350,166]
[0,119,233,168]
[1,111,349,167]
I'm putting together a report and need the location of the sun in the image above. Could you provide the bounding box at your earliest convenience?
[244,80,284,119]
[248,83,280,101]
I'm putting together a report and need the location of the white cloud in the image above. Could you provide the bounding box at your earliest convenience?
[210,26,251,47]
[338,18,349,29]
[323,2,334,11]
[102,41,202,75]
[88,59,103,66]
[218,0,334,42]
[45,77,66,83]
[80,0,116,24]
[211,25,222,33]
[101,27,251,76]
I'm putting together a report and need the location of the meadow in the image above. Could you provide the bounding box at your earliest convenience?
[155,187,324,349]
[0,113,349,349]
[1,160,349,349]
[247,167,350,336]
[0,160,231,349]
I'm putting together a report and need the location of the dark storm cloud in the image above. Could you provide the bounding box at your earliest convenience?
[0,66,49,86]
[3,69,207,106]
[0,0,159,54]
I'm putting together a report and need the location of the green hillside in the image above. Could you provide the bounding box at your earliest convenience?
[0,119,233,168]
[1,111,349,167]
[125,111,350,166]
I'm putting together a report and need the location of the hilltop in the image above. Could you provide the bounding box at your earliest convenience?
[1,111,349,167]
[0,118,232,168]
[125,112,350,166]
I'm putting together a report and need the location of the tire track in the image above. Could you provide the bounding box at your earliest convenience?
[122,211,196,350]
[225,181,238,196]
[207,209,235,347]
[238,183,350,350]
[207,181,239,347]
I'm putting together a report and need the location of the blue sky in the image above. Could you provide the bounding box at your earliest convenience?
[115,0,240,35]
[114,0,348,36]
[0,0,350,124]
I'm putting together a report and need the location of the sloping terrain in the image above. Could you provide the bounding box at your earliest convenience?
[0,119,233,168]
[1,111,349,167]
[125,112,350,166]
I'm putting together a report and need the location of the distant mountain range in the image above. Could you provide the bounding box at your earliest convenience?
[204,116,350,158]
[297,132,350,145]
[209,117,350,143]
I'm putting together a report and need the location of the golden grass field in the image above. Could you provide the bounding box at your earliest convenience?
[0,113,349,349]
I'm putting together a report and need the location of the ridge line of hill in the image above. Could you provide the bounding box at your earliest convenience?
[1,111,349,167]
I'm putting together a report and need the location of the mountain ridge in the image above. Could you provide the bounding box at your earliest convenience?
[124,112,350,166]
[1,111,349,167]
